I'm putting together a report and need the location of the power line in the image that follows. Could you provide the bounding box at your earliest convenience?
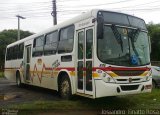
[0,0,160,21]
[0,1,52,5]
[0,5,52,11]
[58,0,81,2]
[113,0,160,10]
[1,6,160,20]
[122,7,160,11]
[1,8,52,14]
[57,0,135,8]
[1,0,159,14]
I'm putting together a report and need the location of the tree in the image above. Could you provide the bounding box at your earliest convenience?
[0,29,33,68]
[147,23,160,61]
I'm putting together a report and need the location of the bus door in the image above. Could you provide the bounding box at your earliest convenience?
[24,45,31,82]
[77,27,94,95]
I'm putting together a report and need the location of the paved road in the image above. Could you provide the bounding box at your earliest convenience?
[0,77,60,108]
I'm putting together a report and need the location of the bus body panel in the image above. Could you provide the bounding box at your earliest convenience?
[95,79,152,98]
[5,59,23,82]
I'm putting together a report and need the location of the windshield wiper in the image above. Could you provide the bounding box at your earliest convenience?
[129,28,142,64]
[128,28,140,42]
[111,25,123,52]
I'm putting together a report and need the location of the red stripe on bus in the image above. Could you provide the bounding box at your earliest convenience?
[5,66,150,72]
[5,67,20,70]
[54,67,75,71]
[92,67,150,71]
[44,67,52,70]
[4,67,75,71]
[45,67,75,71]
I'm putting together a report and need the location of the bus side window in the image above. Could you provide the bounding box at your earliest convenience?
[44,31,58,55]
[12,46,18,60]
[58,25,74,54]
[6,48,10,60]
[9,47,13,60]
[86,29,93,59]
[18,43,24,59]
[32,35,44,57]
[14,45,18,59]
[11,47,14,60]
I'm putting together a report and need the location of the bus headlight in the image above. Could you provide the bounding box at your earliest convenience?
[146,76,150,81]
[142,70,152,82]
[142,76,151,82]
[101,72,115,83]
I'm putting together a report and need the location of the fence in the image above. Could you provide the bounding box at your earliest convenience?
[151,61,160,66]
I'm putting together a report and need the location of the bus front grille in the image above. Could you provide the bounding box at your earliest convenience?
[112,70,145,76]
[120,85,139,91]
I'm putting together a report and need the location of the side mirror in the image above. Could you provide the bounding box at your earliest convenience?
[97,16,104,39]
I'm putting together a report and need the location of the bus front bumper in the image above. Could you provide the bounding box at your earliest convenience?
[95,79,152,98]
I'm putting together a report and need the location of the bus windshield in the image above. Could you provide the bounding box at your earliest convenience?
[97,25,150,66]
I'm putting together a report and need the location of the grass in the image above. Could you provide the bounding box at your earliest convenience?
[0,74,159,114]
[0,72,4,78]
[6,89,160,112]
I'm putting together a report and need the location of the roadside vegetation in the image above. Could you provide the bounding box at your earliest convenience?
[0,72,4,78]
[0,29,33,67]
[6,89,160,112]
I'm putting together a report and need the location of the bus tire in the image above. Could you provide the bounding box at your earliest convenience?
[59,75,72,99]
[16,72,22,87]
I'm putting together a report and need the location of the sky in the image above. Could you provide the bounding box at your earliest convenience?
[0,0,160,33]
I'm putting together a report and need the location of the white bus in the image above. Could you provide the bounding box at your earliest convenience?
[4,9,152,99]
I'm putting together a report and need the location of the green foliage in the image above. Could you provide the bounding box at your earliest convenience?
[147,23,160,61]
[0,29,33,68]
[0,72,4,78]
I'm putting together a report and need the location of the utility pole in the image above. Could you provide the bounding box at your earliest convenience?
[16,15,25,41]
[51,0,57,25]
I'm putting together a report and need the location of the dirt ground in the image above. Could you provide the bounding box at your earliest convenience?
[0,78,100,115]
[0,77,60,108]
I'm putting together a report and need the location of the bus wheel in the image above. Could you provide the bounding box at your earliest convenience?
[16,72,22,87]
[59,76,72,99]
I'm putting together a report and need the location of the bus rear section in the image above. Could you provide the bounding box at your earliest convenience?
[4,43,24,82]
